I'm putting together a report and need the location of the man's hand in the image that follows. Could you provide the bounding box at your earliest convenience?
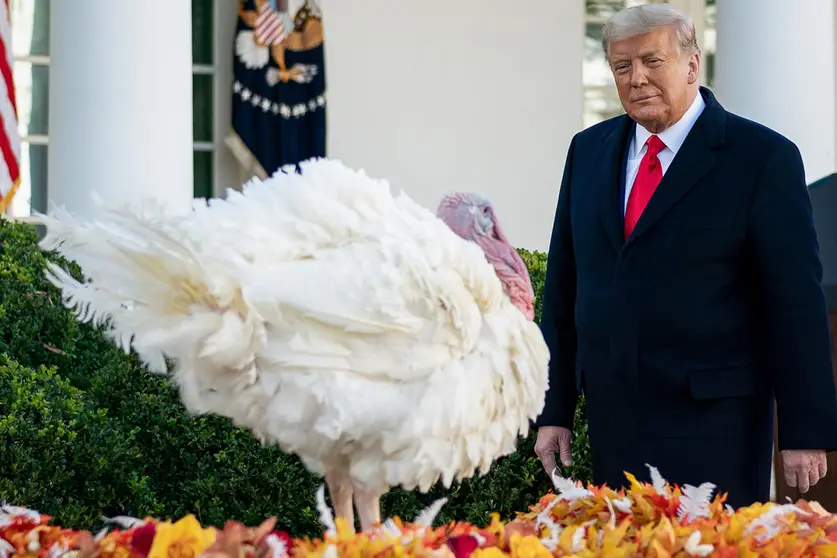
[781,449,828,493]
[534,426,573,474]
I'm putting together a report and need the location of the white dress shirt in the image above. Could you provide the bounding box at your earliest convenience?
[623,92,706,213]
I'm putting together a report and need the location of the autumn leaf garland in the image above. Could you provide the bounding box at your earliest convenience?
[1,466,837,557]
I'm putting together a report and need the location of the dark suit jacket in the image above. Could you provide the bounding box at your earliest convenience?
[537,86,837,507]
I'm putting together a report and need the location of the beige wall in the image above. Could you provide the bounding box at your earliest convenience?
[217,0,585,252]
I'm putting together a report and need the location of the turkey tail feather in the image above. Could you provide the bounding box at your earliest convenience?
[34,203,263,374]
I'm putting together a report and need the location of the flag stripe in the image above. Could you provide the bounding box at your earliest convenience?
[0,31,16,123]
[0,39,18,164]
[256,25,284,45]
[0,0,14,119]
[0,0,20,211]
[255,3,285,45]
[0,149,14,209]
[260,16,281,36]
[0,107,20,202]
[0,135,11,187]
[256,18,284,43]
[0,90,18,165]
[0,0,12,69]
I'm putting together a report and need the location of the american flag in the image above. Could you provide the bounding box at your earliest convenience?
[255,1,287,47]
[0,0,19,214]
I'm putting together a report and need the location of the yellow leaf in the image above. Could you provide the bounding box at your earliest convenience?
[148,515,216,558]
[624,472,644,492]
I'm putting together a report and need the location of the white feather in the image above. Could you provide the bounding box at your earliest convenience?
[0,539,14,558]
[99,515,145,529]
[612,497,633,514]
[540,527,561,553]
[571,521,595,554]
[550,467,593,506]
[0,504,41,527]
[535,498,562,552]
[413,497,448,527]
[605,497,616,529]
[677,482,716,522]
[570,526,586,554]
[35,158,550,507]
[264,533,290,558]
[45,542,68,558]
[744,503,809,542]
[379,518,401,537]
[645,463,669,496]
[316,485,337,537]
[550,468,577,493]
[558,487,594,502]
[684,531,714,557]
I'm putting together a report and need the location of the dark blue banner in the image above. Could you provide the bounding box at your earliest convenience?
[227,0,326,177]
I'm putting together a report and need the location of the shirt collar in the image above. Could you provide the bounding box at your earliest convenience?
[631,91,706,158]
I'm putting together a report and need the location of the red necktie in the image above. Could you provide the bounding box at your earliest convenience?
[624,134,666,239]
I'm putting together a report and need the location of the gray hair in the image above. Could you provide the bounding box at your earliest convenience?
[602,4,700,63]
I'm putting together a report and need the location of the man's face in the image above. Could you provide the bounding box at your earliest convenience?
[608,26,699,133]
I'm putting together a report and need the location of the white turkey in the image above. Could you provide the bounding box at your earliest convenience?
[34,159,549,531]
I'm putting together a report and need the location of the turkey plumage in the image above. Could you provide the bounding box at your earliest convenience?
[35,159,550,531]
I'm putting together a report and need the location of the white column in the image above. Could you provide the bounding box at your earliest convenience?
[666,0,708,84]
[714,0,836,183]
[48,0,194,217]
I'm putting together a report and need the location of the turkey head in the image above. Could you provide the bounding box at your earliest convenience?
[436,193,535,320]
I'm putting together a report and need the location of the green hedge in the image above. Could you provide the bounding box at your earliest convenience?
[0,219,590,536]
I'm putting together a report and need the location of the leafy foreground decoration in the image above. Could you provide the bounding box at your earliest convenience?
[2,467,837,557]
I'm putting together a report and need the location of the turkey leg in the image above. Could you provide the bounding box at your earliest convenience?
[353,485,382,532]
[325,469,355,531]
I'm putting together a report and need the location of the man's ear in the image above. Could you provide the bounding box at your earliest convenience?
[687,53,701,84]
